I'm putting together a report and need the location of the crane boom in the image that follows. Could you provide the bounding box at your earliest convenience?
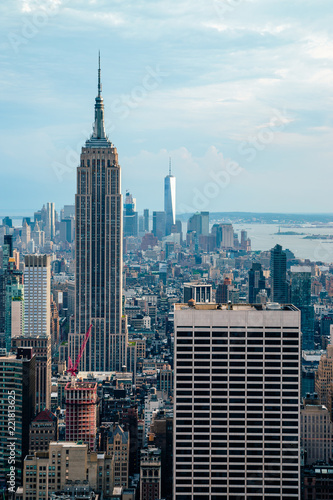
[67,324,92,377]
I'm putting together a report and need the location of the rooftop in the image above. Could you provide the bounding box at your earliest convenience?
[174,302,299,312]
[290,265,312,273]
[33,409,57,423]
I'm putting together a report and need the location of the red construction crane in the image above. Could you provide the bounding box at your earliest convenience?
[67,324,92,377]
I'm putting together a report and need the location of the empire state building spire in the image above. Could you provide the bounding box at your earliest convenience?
[98,51,102,97]
[86,52,110,147]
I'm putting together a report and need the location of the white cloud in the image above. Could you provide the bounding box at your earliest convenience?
[1,0,333,212]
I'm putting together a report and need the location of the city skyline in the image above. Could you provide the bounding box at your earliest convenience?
[2,3,333,496]
[1,1,333,213]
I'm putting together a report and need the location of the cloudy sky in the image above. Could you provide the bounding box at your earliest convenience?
[1,0,333,216]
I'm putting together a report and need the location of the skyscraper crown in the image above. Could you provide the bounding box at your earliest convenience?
[86,52,111,148]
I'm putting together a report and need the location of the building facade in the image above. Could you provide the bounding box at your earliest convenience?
[23,442,114,500]
[248,262,266,303]
[290,266,314,350]
[24,255,51,337]
[12,335,51,413]
[45,202,55,241]
[183,282,212,304]
[152,211,166,240]
[187,212,209,237]
[5,257,24,350]
[164,165,176,237]
[107,424,130,488]
[65,380,98,450]
[173,302,301,499]
[124,191,138,237]
[140,447,162,500]
[29,409,58,454]
[300,394,333,465]
[315,344,333,408]
[143,209,149,232]
[0,349,35,489]
[69,57,126,372]
[270,244,289,303]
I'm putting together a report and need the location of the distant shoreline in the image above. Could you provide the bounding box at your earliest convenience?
[303,235,333,240]
[177,212,333,224]
[274,231,306,236]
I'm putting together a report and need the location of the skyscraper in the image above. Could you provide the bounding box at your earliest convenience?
[24,255,51,337]
[173,302,301,499]
[12,335,51,413]
[143,209,149,232]
[31,221,45,248]
[124,191,138,237]
[65,380,98,450]
[290,266,314,350]
[164,160,176,236]
[21,220,31,249]
[221,223,234,249]
[248,262,266,303]
[2,216,12,228]
[0,348,35,489]
[69,56,126,372]
[45,202,55,241]
[0,237,23,350]
[216,277,232,303]
[270,244,289,303]
[107,425,130,488]
[211,222,234,249]
[4,257,24,350]
[187,212,209,237]
[153,211,166,241]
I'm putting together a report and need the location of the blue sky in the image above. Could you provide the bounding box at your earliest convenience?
[1,0,333,216]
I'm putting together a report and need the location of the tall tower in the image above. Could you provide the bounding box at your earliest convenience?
[46,202,55,241]
[164,158,176,236]
[70,55,126,372]
[0,348,35,488]
[173,302,301,499]
[143,208,149,232]
[270,244,289,303]
[24,255,51,337]
[22,254,52,413]
[290,265,314,350]
[248,262,266,303]
[123,191,138,237]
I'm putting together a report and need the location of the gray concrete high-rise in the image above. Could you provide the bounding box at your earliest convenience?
[69,56,126,372]
[24,254,51,337]
[164,160,176,236]
[174,302,301,499]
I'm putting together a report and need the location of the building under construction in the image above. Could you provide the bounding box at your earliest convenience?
[65,380,98,450]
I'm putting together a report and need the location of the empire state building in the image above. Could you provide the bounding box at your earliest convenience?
[69,57,127,372]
